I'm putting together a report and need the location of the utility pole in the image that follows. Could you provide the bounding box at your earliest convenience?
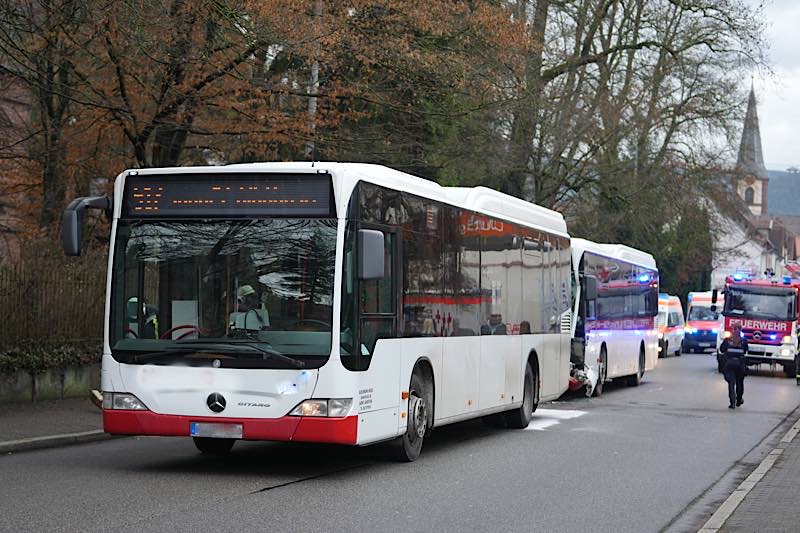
[306,0,322,159]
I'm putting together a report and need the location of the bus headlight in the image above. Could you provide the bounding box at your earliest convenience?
[723,331,732,339]
[783,336,794,344]
[289,398,353,418]
[103,392,148,410]
[781,348,793,357]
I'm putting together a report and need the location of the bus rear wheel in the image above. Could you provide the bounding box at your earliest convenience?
[391,372,429,462]
[193,437,235,455]
[505,362,537,428]
[627,348,644,387]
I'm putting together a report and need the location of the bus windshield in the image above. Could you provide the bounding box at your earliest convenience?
[724,286,796,321]
[110,218,337,368]
[688,306,718,321]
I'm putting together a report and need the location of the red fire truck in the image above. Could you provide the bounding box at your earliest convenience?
[715,273,800,382]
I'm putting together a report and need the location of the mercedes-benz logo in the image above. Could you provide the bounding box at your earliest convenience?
[206,393,226,413]
[752,331,762,340]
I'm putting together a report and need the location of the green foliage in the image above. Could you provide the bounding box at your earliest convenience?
[0,341,101,375]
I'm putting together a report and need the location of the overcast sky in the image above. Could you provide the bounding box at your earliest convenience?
[751,0,800,171]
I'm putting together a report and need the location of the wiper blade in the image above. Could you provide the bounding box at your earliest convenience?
[126,348,201,364]
[176,340,306,368]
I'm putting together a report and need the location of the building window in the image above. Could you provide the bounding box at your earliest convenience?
[744,187,755,204]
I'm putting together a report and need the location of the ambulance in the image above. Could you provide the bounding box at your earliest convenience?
[682,291,723,353]
[657,294,685,357]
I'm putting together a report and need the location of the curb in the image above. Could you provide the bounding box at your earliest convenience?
[0,430,113,454]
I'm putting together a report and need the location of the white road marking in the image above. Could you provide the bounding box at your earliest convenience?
[524,409,587,431]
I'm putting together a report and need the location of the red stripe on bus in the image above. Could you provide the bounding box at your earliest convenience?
[402,295,490,305]
[103,410,358,445]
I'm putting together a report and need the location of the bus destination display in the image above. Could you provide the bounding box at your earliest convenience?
[123,174,333,217]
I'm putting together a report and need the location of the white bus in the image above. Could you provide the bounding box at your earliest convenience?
[63,163,572,461]
[570,239,659,396]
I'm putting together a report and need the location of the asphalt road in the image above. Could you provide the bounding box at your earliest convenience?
[2,354,800,533]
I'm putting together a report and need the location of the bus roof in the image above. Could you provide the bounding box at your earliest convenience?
[570,238,657,270]
[116,162,569,237]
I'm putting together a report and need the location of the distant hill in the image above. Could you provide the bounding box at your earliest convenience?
[768,170,800,216]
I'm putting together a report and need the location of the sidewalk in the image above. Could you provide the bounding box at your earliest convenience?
[701,413,800,532]
[0,397,109,454]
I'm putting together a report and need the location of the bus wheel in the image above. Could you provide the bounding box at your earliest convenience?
[193,437,235,455]
[392,372,428,462]
[783,362,796,378]
[627,348,644,387]
[593,348,607,397]
[505,362,536,428]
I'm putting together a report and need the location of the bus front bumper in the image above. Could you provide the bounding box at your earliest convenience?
[103,410,358,445]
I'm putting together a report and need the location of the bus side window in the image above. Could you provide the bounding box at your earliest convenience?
[360,233,396,355]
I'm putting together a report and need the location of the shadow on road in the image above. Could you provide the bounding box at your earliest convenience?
[119,417,518,479]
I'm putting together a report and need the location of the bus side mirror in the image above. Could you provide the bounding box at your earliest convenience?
[62,195,112,256]
[584,276,598,301]
[711,289,718,304]
[358,229,385,280]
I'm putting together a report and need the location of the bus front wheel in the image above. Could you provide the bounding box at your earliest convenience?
[392,372,429,462]
[193,437,235,455]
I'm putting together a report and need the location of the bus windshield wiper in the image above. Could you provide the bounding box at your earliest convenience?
[176,340,305,368]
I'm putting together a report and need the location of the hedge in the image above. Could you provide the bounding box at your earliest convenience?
[0,341,102,375]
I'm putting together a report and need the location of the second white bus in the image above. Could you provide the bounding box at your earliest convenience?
[570,239,660,396]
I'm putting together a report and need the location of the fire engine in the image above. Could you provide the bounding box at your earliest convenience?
[715,272,800,381]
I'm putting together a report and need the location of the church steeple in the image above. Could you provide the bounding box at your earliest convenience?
[737,85,768,180]
[735,85,770,216]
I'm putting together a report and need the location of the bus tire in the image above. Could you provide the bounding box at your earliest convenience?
[627,348,644,387]
[391,372,429,462]
[505,362,536,429]
[783,362,796,378]
[593,348,607,397]
[193,437,235,455]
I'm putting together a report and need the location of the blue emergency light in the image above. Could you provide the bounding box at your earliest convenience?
[733,272,745,281]
[783,276,792,285]
[637,273,650,283]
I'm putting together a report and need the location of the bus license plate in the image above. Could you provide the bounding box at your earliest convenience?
[190,422,243,439]
[699,343,712,347]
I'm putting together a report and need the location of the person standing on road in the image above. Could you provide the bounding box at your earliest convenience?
[719,323,748,409]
